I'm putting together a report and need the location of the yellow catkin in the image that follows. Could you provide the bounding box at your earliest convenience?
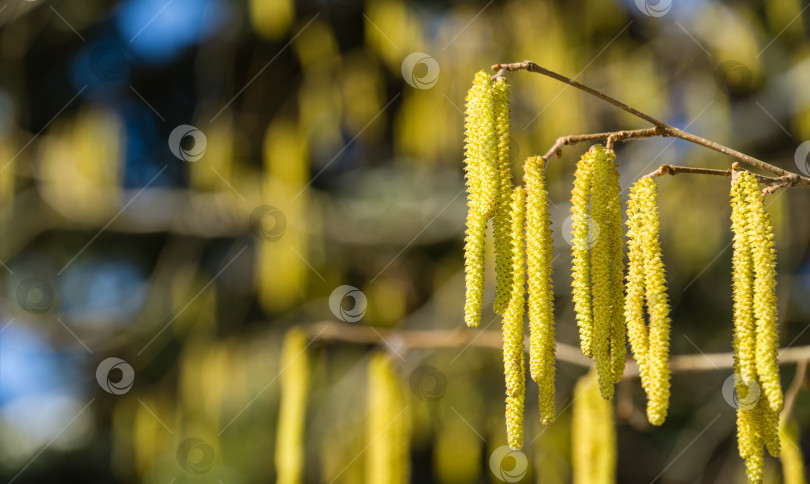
[601,151,626,385]
[625,177,671,426]
[462,71,498,328]
[525,156,556,425]
[275,329,311,484]
[572,370,616,484]
[745,175,782,414]
[366,354,411,484]
[571,151,594,357]
[779,418,807,484]
[503,186,526,449]
[589,145,623,399]
[493,77,514,315]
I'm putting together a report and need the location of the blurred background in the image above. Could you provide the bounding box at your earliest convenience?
[0,0,809,482]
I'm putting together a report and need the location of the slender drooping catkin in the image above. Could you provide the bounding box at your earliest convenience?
[746,175,782,414]
[463,71,498,328]
[779,419,807,484]
[275,329,311,484]
[524,156,556,425]
[624,177,671,426]
[493,77,514,315]
[572,370,616,484]
[571,152,594,357]
[366,354,410,484]
[589,145,623,398]
[503,186,526,449]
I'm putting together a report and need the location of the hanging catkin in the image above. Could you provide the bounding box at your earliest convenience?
[463,71,499,328]
[572,369,616,484]
[524,155,556,425]
[571,145,625,399]
[624,177,671,426]
[275,329,311,484]
[366,354,411,484]
[503,186,526,449]
[731,170,782,484]
[493,77,514,315]
[571,152,594,358]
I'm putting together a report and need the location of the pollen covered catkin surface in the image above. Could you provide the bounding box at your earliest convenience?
[275,329,311,484]
[503,186,526,449]
[588,145,623,399]
[493,77,514,315]
[571,151,594,358]
[463,71,498,328]
[525,156,556,425]
[625,177,671,426]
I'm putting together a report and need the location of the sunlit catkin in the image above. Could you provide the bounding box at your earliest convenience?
[779,419,806,484]
[572,369,616,484]
[275,329,311,484]
[503,186,526,449]
[624,177,671,426]
[493,77,514,315]
[571,151,594,357]
[746,175,782,414]
[366,354,411,484]
[463,71,498,328]
[589,145,624,398]
[524,156,556,425]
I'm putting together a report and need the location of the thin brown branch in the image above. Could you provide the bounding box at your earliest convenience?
[493,60,810,188]
[644,164,786,185]
[303,322,810,378]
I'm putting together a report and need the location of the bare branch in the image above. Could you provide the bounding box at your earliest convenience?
[494,61,810,188]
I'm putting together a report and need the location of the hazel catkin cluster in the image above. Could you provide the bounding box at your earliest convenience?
[571,145,625,399]
[624,177,671,426]
[463,72,558,448]
[730,170,782,484]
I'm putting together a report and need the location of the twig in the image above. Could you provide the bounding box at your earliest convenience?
[493,61,810,188]
[644,164,789,186]
[303,322,810,378]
